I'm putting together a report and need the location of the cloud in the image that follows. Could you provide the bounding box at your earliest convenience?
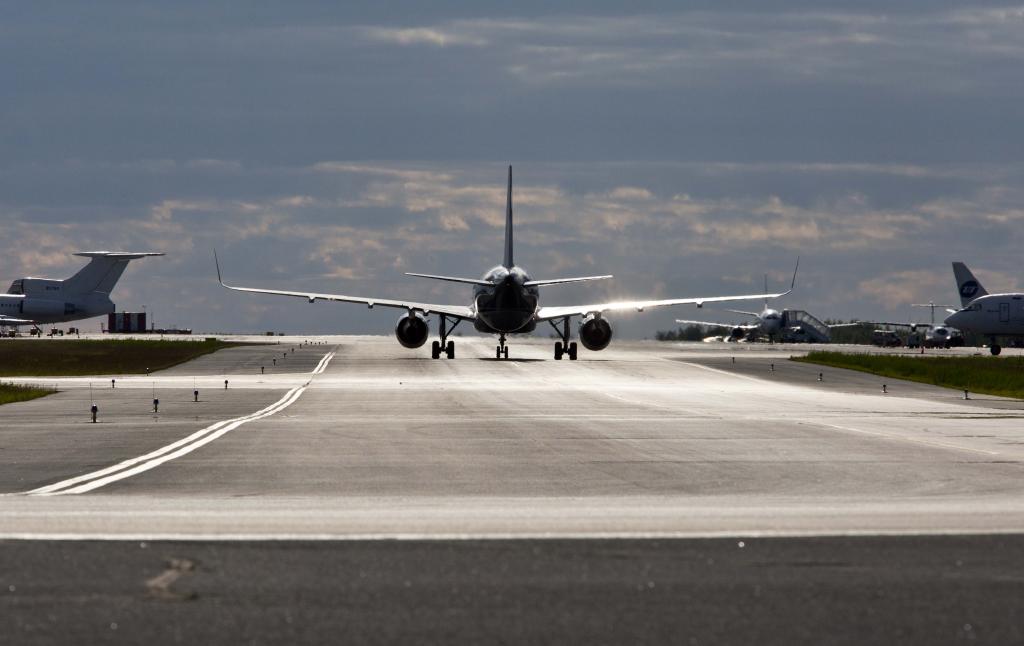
[359,26,488,48]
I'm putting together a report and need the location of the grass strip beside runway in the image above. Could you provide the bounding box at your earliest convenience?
[0,339,235,376]
[795,351,1024,399]
[0,383,55,405]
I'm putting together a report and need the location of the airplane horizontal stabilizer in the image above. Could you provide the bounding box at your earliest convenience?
[523,275,613,287]
[404,273,493,286]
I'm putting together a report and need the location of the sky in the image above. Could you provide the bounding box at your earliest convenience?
[2,2,1023,337]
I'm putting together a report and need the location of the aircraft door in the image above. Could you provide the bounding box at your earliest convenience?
[1000,302,1010,322]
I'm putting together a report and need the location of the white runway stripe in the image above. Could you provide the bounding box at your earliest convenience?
[27,351,334,496]
[1,528,1024,542]
[311,351,335,375]
[28,386,307,495]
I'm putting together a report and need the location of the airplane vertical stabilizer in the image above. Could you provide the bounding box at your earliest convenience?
[65,252,164,295]
[952,261,988,307]
[504,165,514,269]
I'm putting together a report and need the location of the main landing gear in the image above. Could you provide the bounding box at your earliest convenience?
[431,314,460,360]
[549,317,578,361]
[496,333,509,359]
[990,337,1002,356]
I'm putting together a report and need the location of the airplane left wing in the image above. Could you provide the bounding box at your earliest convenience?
[215,252,475,320]
[535,289,792,321]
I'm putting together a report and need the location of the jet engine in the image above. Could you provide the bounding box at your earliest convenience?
[394,312,429,348]
[730,327,747,339]
[579,315,613,351]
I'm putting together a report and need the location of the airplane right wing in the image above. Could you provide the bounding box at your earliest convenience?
[536,257,799,321]
[535,289,792,321]
[215,252,475,320]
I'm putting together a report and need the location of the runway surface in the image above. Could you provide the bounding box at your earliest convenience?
[3,336,1024,537]
[2,336,1024,643]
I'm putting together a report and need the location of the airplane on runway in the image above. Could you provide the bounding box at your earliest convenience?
[0,252,164,327]
[216,166,797,360]
[944,261,1024,355]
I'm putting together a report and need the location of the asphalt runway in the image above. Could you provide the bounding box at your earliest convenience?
[2,336,1024,643]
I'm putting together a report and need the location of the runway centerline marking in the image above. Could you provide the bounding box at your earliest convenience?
[26,351,335,496]
[816,422,1001,457]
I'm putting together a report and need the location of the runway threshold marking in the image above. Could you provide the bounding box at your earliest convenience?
[26,351,336,496]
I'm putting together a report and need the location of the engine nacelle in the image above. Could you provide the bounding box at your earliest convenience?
[731,327,747,339]
[579,315,613,351]
[394,312,429,349]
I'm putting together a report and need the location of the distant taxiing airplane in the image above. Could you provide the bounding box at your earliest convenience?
[0,252,164,327]
[216,166,795,360]
[944,262,1024,355]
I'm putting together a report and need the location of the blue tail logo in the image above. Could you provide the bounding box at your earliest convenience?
[959,280,979,298]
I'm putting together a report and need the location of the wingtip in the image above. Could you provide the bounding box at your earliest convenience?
[213,249,224,285]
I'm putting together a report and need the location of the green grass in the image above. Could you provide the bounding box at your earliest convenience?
[0,382,55,405]
[0,339,236,376]
[794,351,1024,399]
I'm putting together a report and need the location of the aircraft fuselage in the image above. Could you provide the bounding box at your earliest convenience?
[945,294,1024,337]
[0,292,114,324]
[472,265,539,334]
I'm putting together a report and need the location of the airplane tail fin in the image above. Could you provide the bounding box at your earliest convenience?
[64,252,164,295]
[503,165,514,269]
[952,261,988,307]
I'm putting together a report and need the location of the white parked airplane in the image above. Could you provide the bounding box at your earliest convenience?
[0,252,164,327]
[676,272,798,342]
[944,261,1024,355]
[216,166,795,360]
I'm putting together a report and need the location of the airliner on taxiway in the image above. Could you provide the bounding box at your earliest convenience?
[216,167,794,360]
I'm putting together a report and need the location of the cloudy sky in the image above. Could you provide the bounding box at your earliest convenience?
[2,2,1023,337]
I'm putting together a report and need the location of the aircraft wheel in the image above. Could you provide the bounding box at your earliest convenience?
[568,342,578,361]
[991,344,1002,356]
[496,346,502,359]
[554,341,563,360]
[502,346,508,359]
[446,340,455,359]
[431,340,441,360]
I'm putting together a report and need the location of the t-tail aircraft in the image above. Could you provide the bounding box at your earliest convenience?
[944,261,1024,355]
[215,166,795,360]
[0,252,164,327]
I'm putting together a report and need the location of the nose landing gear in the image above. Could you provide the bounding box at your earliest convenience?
[496,333,509,359]
[549,317,578,361]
